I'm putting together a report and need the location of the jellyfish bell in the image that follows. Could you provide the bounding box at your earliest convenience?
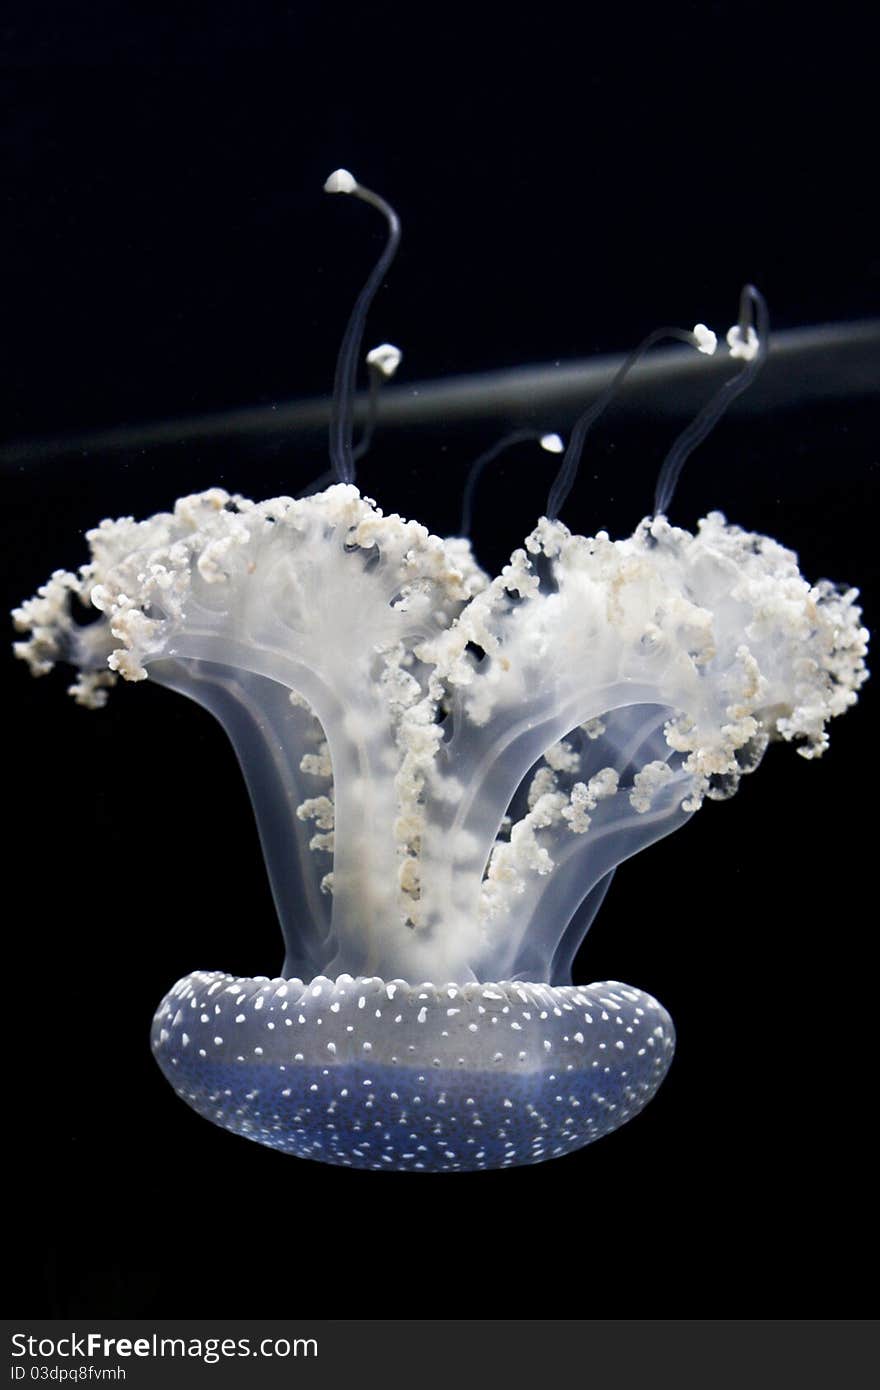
[11,173,870,1172]
[153,974,674,1170]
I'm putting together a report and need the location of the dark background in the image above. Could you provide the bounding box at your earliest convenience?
[3,1,877,1316]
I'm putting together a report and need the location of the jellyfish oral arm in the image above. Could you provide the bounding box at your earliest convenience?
[151,659,336,980]
[13,484,868,995]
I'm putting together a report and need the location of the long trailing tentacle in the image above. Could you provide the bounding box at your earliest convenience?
[324,170,401,485]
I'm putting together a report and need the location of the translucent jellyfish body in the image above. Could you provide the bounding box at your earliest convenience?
[13,483,868,1169]
[152,974,673,1170]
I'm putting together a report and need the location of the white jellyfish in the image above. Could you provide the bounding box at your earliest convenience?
[12,171,869,1172]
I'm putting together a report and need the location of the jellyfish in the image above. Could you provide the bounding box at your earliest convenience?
[12,171,869,1172]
